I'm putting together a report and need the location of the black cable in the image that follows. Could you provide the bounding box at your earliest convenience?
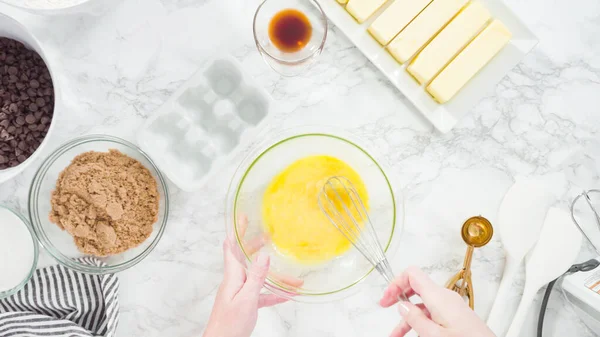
[537,278,558,337]
[537,259,600,337]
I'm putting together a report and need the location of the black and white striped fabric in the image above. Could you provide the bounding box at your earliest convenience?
[0,257,119,337]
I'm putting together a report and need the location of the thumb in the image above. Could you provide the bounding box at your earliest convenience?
[398,301,443,337]
[241,253,270,297]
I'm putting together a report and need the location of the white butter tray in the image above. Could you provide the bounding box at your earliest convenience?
[138,56,272,192]
[316,0,538,133]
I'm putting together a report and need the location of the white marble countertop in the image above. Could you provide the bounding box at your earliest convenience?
[0,0,599,336]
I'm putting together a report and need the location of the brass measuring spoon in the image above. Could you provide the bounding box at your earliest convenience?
[445,216,494,309]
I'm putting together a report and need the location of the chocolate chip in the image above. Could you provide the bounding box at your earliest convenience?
[15,116,25,126]
[25,114,36,124]
[0,36,54,171]
[17,141,27,151]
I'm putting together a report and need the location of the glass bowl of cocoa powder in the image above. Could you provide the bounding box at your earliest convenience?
[28,135,169,274]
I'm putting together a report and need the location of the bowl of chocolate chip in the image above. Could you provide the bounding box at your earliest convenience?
[0,13,57,183]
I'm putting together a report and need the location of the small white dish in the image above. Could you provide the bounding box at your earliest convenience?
[316,0,538,133]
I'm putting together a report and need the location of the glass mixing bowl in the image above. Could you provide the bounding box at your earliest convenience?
[226,127,404,302]
[28,135,169,274]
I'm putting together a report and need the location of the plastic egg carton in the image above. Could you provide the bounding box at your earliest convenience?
[137,56,272,191]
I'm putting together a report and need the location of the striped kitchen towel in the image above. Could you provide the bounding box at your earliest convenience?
[0,257,119,337]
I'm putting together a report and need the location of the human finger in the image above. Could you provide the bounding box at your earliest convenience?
[237,214,249,239]
[399,301,443,337]
[381,266,442,308]
[222,239,247,295]
[226,214,250,263]
[380,284,415,308]
[258,293,288,308]
[244,233,269,256]
[270,271,305,289]
[227,234,247,264]
[389,303,431,337]
[240,253,270,298]
[389,321,411,337]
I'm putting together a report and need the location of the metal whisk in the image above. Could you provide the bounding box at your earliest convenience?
[318,176,400,287]
[571,189,600,255]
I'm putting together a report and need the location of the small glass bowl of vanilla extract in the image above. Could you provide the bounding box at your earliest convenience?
[253,0,327,76]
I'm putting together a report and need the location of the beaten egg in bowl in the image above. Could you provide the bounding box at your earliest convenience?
[262,155,368,263]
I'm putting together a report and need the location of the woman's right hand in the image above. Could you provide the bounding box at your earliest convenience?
[379,267,496,337]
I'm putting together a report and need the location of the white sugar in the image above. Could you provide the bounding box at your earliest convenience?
[0,207,35,292]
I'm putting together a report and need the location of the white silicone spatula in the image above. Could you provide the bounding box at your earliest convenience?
[504,207,582,337]
[486,176,563,336]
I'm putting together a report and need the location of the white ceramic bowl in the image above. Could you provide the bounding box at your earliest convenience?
[0,0,111,15]
[0,13,60,184]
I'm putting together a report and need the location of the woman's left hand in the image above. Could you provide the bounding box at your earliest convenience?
[203,216,288,337]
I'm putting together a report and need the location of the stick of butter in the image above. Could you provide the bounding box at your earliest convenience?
[387,0,469,64]
[337,0,349,4]
[367,0,433,46]
[407,2,491,84]
[346,0,389,23]
[427,20,512,103]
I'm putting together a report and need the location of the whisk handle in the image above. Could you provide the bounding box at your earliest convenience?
[376,260,395,284]
[375,258,411,302]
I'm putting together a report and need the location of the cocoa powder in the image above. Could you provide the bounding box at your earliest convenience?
[49,149,160,256]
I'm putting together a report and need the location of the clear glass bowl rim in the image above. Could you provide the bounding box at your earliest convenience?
[252,0,329,65]
[28,134,170,275]
[225,126,405,302]
[0,205,39,299]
